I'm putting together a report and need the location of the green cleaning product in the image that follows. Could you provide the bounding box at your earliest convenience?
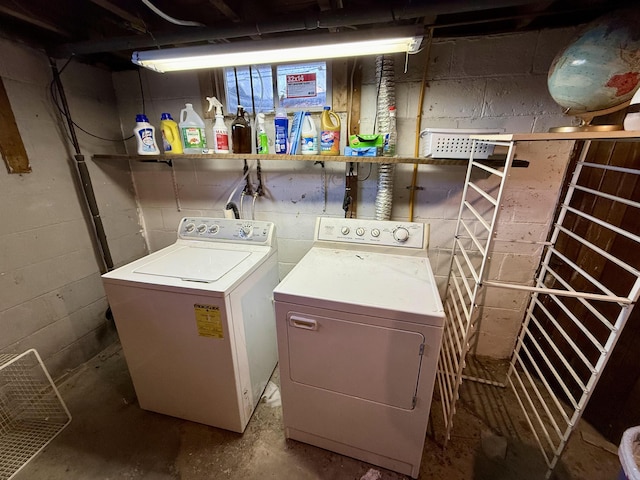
[256,113,269,154]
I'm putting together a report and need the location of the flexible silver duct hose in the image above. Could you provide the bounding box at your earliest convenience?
[374,55,395,220]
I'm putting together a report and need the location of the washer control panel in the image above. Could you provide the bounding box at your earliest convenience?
[178,217,274,244]
[316,217,426,249]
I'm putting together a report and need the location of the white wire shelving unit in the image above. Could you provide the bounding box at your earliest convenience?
[436,130,640,479]
[0,349,71,480]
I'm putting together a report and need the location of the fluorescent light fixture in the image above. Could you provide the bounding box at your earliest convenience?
[132,27,423,72]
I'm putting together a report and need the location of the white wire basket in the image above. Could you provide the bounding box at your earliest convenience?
[420,128,502,159]
[0,349,71,480]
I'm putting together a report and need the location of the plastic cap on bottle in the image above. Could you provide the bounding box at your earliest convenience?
[323,106,330,110]
[160,112,173,120]
[136,114,149,122]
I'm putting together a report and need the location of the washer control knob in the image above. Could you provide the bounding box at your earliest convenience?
[393,227,410,243]
[341,226,350,235]
[184,223,196,233]
[208,225,219,235]
[371,228,380,238]
[196,224,207,234]
[356,227,365,237]
[239,224,253,238]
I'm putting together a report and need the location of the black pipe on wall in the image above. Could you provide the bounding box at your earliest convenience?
[49,57,115,273]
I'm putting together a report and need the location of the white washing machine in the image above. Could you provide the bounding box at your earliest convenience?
[102,217,278,433]
[273,217,444,478]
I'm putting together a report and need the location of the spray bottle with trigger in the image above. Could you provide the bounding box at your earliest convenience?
[206,96,230,153]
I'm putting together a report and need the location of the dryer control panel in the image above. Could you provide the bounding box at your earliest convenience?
[315,217,427,250]
[178,218,274,245]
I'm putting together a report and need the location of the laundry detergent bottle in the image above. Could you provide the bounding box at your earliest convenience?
[320,106,340,155]
[274,105,289,154]
[301,112,319,155]
[179,103,207,154]
[160,113,183,154]
[133,114,160,155]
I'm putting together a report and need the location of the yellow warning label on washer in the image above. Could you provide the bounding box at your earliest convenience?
[194,304,223,338]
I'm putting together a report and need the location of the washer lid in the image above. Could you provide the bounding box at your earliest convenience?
[134,246,250,282]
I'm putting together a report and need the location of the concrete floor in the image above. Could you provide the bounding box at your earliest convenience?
[11,342,621,480]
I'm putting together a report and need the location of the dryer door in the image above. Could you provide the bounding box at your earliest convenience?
[286,312,424,410]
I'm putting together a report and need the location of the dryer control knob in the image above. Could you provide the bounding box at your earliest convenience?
[371,228,380,237]
[393,227,410,243]
[184,223,196,233]
[196,224,207,234]
[356,227,365,236]
[341,226,350,235]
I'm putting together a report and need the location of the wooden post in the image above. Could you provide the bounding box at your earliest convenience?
[0,77,31,173]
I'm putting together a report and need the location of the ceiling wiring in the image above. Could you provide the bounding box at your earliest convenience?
[141,0,205,27]
[48,57,142,143]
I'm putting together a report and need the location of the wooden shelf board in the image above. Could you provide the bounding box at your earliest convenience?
[92,153,528,167]
[470,131,640,142]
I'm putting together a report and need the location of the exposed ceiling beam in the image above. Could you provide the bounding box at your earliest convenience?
[317,0,343,32]
[53,0,549,57]
[208,0,241,22]
[207,0,263,40]
[0,4,71,37]
[317,0,343,10]
[90,0,147,33]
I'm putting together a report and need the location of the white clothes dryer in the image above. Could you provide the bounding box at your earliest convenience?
[102,217,278,433]
[273,217,444,478]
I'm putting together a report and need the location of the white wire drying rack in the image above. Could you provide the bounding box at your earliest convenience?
[436,131,640,479]
[0,349,71,480]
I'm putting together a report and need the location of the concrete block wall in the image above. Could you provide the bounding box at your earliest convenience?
[0,39,145,378]
[112,27,579,358]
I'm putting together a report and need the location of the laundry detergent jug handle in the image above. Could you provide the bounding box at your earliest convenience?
[330,111,340,127]
[180,108,187,123]
[164,125,175,143]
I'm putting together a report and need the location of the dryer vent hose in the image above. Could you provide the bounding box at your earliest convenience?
[374,55,395,221]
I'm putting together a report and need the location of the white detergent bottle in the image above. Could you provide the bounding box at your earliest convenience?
[133,114,160,155]
[300,112,319,155]
[179,103,207,154]
[206,96,230,153]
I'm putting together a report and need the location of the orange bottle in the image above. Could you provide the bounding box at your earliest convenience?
[320,106,341,155]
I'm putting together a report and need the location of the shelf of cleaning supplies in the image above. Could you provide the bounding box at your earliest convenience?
[92,153,529,168]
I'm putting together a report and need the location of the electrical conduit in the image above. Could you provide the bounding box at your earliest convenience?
[409,28,433,222]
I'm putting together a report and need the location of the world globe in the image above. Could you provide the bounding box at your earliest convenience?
[548,8,640,118]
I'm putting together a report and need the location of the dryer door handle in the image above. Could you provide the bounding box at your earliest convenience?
[290,316,318,331]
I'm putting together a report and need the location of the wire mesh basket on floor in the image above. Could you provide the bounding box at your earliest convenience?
[0,349,71,480]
